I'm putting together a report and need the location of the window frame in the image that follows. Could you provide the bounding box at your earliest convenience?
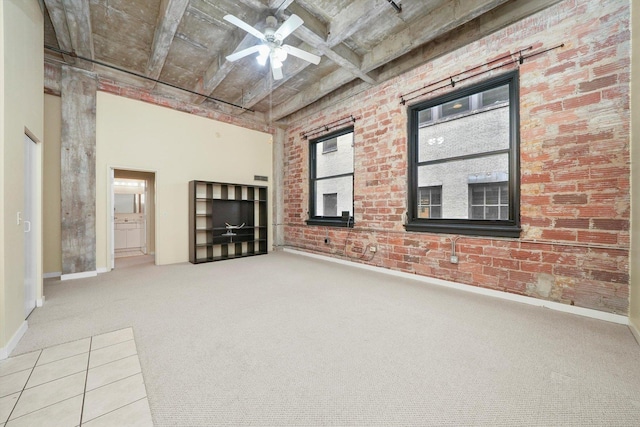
[468,182,509,220]
[405,70,521,237]
[418,185,442,219]
[307,127,355,228]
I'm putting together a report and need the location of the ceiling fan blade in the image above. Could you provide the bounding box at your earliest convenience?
[226,45,263,62]
[274,14,303,40]
[271,61,283,80]
[282,45,321,65]
[223,15,265,41]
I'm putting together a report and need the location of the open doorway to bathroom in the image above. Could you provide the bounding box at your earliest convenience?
[111,169,156,268]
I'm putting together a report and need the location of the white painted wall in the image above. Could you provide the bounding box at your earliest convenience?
[0,0,44,356]
[95,92,272,269]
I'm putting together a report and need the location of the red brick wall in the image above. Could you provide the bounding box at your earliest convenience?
[282,0,631,314]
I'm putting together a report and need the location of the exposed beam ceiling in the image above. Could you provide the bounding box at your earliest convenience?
[146,0,190,84]
[44,0,94,69]
[42,0,566,123]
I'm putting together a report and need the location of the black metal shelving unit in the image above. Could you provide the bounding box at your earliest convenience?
[189,180,267,263]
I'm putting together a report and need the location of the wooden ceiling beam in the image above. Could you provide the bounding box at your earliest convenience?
[277,3,377,85]
[360,0,510,72]
[271,0,564,120]
[326,0,390,47]
[145,0,190,84]
[44,0,94,69]
[190,8,265,105]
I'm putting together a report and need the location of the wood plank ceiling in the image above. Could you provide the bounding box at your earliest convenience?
[42,0,561,123]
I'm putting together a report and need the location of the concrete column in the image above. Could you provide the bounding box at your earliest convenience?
[272,126,286,249]
[60,66,98,278]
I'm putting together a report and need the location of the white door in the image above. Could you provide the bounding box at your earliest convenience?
[24,135,37,318]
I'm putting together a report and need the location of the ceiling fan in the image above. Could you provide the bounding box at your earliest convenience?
[223,14,321,80]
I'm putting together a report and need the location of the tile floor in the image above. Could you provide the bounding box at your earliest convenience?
[0,328,153,426]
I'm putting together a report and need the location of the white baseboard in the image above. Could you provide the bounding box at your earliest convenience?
[284,248,629,325]
[43,272,61,279]
[60,270,98,281]
[0,321,28,360]
[37,297,45,307]
[97,267,110,274]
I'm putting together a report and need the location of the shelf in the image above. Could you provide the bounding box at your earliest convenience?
[189,180,268,264]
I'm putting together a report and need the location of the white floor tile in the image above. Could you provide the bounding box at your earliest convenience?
[82,373,147,423]
[37,339,90,366]
[0,393,20,424]
[86,355,141,392]
[88,340,137,369]
[81,398,152,427]
[91,328,134,351]
[0,352,40,378]
[4,395,83,427]
[26,353,89,389]
[10,372,85,420]
[1,329,150,426]
[0,371,30,399]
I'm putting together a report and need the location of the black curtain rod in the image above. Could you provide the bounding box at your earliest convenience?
[399,47,532,101]
[44,45,253,112]
[301,115,358,140]
[399,43,564,105]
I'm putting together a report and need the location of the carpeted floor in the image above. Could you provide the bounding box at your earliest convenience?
[12,251,640,426]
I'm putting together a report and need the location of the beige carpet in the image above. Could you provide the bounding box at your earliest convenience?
[13,251,640,426]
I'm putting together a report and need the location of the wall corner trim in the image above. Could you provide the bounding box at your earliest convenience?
[630,321,640,346]
[283,248,629,326]
[36,297,45,307]
[60,271,98,281]
[0,321,29,360]
[97,267,110,274]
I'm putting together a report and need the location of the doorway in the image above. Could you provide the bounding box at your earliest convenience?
[24,134,37,318]
[110,169,156,268]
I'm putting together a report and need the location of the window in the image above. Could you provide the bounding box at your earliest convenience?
[418,186,442,218]
[406,71,520,237]
[308,127,354,227]
[469,183,508,219]
[322,138,337,153]
[323,193,337,216]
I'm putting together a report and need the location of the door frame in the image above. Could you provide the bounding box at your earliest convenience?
[108,166,158,269]
[23,129,44,312]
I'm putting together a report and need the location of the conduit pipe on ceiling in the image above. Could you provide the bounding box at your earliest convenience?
[44,45,253,112]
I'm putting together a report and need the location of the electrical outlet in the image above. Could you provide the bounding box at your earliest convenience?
[369,246,377,253]
[450,255,458,264]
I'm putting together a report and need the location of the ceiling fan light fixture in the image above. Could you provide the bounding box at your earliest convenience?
[256,45,270,66]
[256,54,268,66]
[273,47,288,62]
[271,57,283,69]
[224,13,321,79]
